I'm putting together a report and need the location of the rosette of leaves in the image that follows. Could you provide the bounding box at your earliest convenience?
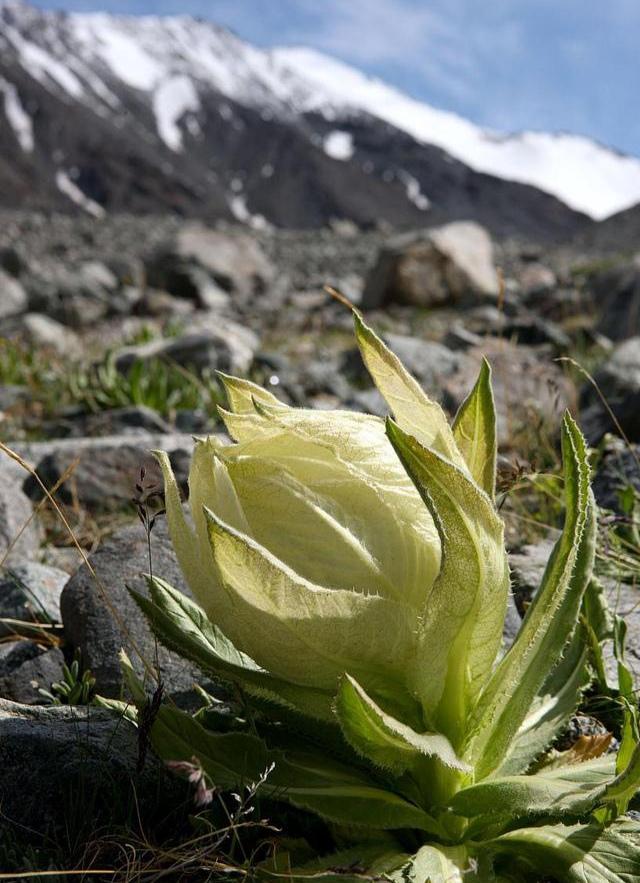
[130,313,640,882]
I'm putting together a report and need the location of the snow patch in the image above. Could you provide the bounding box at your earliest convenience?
[323,130,354,161]
[0,77,33,152]
[5,24,85,99]
[153,75,200,151]
[71,14,163,91]
[229,194,270,230]
[56,170,105,218]
[398,171,430,210]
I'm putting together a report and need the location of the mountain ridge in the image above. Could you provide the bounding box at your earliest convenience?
[0,1,636,238]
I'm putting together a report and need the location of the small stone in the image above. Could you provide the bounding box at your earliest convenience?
[0,562,68,632]
[0,268,28,319]
[0,643,65,704]
[0,458,42,565]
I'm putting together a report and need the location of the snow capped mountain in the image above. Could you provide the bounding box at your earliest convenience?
[0,0,636,234]
[272,48,640,221]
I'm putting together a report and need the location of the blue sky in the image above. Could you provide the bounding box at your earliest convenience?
[31,0,640,156]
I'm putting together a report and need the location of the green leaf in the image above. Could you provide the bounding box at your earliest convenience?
[118,648,147,705]
[262,843,409,883]
[490,819,640,882]
[385,419,509,738]
[153,706,441,832]
[353,311,467,468]
[596,739,640,819]
[151,704,270,789]
[465,413,596,779]
[335,674,469,773]
[497,629,590,777]
[452,358,497,499]
[451,757,615,825]
[130,576,335,722]
[217,372,284,414]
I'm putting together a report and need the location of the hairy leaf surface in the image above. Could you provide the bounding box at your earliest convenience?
[386,419,508,734]
[335,674,469,773]
[465,414,596,778]
[452,358,497,498]
[353,312,466,468]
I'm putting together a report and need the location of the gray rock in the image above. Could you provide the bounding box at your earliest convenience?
[385,334,462,391]
[0,268,27,319]
[509,540,556,612]
[41,546,82,577]
[502,594,524,648]
[0,458,42,565]
[518,262,557,297]
[18,432,195,511]
[25,267,111,327]
[114,319,259,376]
[580,337,640,443]
[69,405,173,438]
[611,584,640,688]
[0,384,27,411]
[443,323,484,351]
[138,287,197,318]
[509,540,640,688]
[2,311,82,356]
[362,221,499,309]
[78,260,118,292]
[502,315,571,350]
[0,698,181,838]
[444,339,569,444]
[592,436,640,513]
[590,257,640,342]
[0,643,65,703]
[348,387,388,417]
[60,520,211,702]
[146,224,275,301]
[0,245,25,277]
[0,562,68,632]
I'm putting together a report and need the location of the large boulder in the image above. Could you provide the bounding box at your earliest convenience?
[18,433,195,511]
[580,337,640,443]
[0,698,185,845]
[145,224,275,303]
[590,256,640,342]
[60,520,214,702]
[362,221,499,309]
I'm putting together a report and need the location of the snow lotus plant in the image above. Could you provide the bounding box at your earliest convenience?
[131,313,640,882]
